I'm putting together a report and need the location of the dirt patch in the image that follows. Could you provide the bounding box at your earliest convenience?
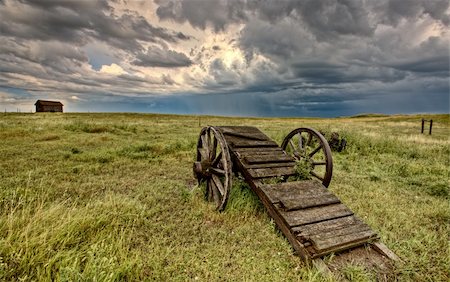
[326,244,396,281]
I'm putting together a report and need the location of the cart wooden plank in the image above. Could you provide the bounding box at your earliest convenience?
[238,151,293,162]
[248,166,297,178]
[260,181,339,208]
[220,126,272,140]
[282,194,341,211]
[234,147,284,154]
[280,203,353,227]
[219,126,268,133]
[312,228,377,252]
[292,215,363,236]
[244,154,294,164]
[226,136,279,148]
[245,162,297,169]
[222,131,269,141]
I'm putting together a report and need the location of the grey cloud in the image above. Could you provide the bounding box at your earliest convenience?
[240,18,314,61]
[388,56,449,74]
[0,0,191,52]
[156,0,376,38]
[0,0,195,101]
[1,0,448,116]
[132,47,192,67]
[156,0,247,32]
[162,74,176,85]
[378,0,450,26]
[207,59,241,87]
[294,0,375,39]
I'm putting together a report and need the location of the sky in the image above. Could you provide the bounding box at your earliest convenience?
[0,0,449,117]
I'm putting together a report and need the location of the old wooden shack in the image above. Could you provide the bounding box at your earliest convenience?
[35,100,63,112]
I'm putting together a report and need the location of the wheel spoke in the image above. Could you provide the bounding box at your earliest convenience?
[211,174,225,196]
[281,127,333,187]
[310,170,324,181]
[195,127,232,210]
[210,178,221,203]
[297,133,303,152]
[210,167,225,176]
[210,135,217,160]
[198,148,208,160]
[206,181,213,201]
[288,140,296,152]
[308,145,322,158]
[201,134,210,157]
[212,151,222,167]
[306,132,313,146]
[207,128,213,154]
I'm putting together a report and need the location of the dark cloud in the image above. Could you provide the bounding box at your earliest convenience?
[156,0,247,32]
[0,0,191,52]
[378,0,450,26]
[239,18,313,60]
[293,0,375,38]
[388,56,450,74]
[132,47,192,67]
[155,0,378,39]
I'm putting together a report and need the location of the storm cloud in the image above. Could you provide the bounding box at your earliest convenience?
[0,0,448,115]
[133,47,192,67]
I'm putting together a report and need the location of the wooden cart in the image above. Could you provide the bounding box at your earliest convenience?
[193,126,399,274]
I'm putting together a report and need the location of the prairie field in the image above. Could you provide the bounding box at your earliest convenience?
[0,112,448,281]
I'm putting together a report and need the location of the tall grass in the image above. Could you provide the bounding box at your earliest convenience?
[0,112,448,281]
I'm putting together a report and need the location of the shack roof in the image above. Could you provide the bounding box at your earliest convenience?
[34,100,64,106]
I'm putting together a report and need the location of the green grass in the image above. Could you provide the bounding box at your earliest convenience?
[0,112,449,281]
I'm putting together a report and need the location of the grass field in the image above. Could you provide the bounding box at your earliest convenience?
[0,113,448,281]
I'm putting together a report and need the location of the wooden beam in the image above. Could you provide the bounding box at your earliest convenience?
[372,242,402,263]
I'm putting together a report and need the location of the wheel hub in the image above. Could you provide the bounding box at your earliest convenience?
[193,160,212,180]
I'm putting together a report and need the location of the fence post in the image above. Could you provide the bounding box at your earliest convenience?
[429,120,433,135]
[421,118,425,134]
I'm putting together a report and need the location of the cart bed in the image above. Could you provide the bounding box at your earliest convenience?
[216,126,395,264]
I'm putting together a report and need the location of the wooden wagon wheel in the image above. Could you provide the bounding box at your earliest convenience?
[193,126,232,211]
[281,128,333,187]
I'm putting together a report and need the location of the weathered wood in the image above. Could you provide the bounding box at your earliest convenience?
[221,130,269,141]
[194,126,233,212]
[219,126,272,141]
[309,222,373,241]
[292,215,362,236]
[280,204,353,227]
[228,149,313,263]
[262,180,324,192]
[237,151,291,162]
[244,162,297,169]
[261,180,340,210]
[311,235,378,258]
[372,242,402,262]
[237,149,290,157]
[198,148,208,160]
[234,147,284,154]
[312,227,377,252]
[312,259,333,277]
[225,136,279,148]
[281,194,341,211]
[244,154,294,164]
[217,126,264,133]
[248,166,296,179]
[202,125,398,271]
